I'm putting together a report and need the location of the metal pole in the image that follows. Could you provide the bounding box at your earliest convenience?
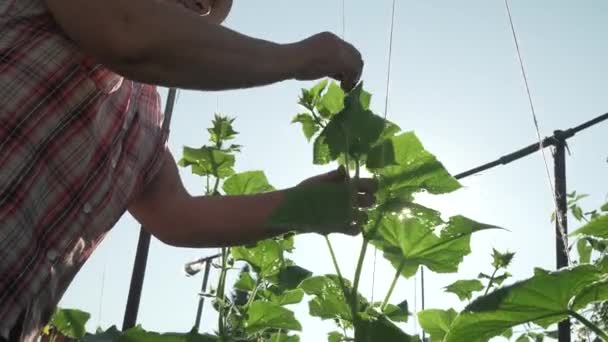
[553,130,571,342]
[193,260,212,332]
[122,229,151,330]
[122,88,178,331]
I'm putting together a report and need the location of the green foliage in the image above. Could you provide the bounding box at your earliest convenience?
[572,214,608,239]
[381,300,409,322]
[50,308,91,339]
[232,240,285,278]
[417,309,457,342]
[244,301,302,334]
[179,115,241,181]
[299,275,352,321]
[444,264,608,342]
[491,249,515,269]
[444,280,485,301]
[117,326,217,342]
[369,214,497,278]
[354,316,419,342]
[222,171,274,195]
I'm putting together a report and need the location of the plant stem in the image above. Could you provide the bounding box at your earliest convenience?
[381,261,405,310]
[245,277,262,308]
[325,236,349,298]
[217,247,229,339]
[484,266,499,295]
[350,161,366,314]
[569,310,608,341]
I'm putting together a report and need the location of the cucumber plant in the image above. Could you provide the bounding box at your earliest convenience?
[418,197,608,342]
[287,80,498,341]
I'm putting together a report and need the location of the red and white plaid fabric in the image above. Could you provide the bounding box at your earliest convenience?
[0,1,170,340]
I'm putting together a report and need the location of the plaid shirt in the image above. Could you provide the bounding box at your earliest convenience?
[0,1,170,340]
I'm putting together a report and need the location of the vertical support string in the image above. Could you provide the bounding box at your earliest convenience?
[503,0,571,266]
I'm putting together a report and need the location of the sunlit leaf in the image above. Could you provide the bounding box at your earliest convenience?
[577,238,593,264]
[376,132,461,199]
[50,308,91,339]
[264,288,305,306]
[268,333,300,342]
[571,215,608,239]
[318,82,345,118]
[444,265,607,342]
[222,171,274,195]
[232,240,284,278]
[292,113,320,141]
[299,275,352,321]
[244,301,302,334]
[444,279,485,301]
[370,214,497,278]
[327,331,344,342]
[179,146,235,179]
[418,308,457,342]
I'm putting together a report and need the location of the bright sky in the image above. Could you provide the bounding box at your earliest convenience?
[59,1,608,341]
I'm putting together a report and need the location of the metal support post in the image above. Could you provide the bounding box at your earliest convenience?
[553,131,571,342]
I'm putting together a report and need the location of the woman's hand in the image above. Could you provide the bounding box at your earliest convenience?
[293,32,364,91]
[289,166,378,235]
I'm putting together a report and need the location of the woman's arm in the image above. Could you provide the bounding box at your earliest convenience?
[44,0,363,90]
[127,151,375,248]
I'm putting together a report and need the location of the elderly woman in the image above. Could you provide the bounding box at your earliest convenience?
[0,0,371,340]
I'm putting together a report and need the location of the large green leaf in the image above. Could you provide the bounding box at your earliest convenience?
[571,278,608,310]
[50,308,91,339]
[222,171,274,195]
[444,279,485,301]
[354,316,419,342]
[314,83,386,160]
[417,308,458,342]
[179,146,235,179]
[116,326,216,342]
[370,214,496,278]
[244,301,302,334]
[232,240,284,278]
[376,132,461,198]
[571,215,608,239]
[444,265,607,342]
[299,275,352,321]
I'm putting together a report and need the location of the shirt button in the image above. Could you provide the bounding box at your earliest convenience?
[111,158,118,169]
[47,249,59,262]
[83,202,92,214]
